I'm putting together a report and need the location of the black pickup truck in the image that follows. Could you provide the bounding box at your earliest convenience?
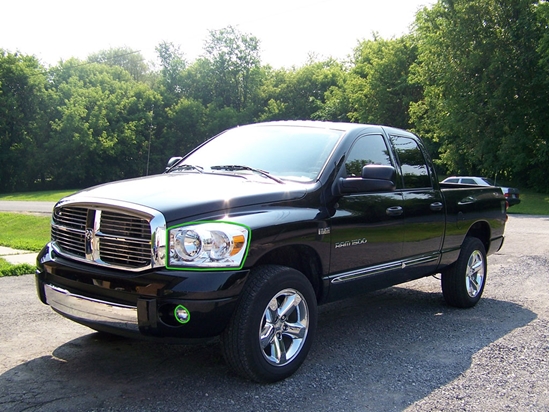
[36,121,507,382]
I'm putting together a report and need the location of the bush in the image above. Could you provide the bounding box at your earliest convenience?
[0,258,35,277]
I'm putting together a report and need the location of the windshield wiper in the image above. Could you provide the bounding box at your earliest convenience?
[210,165,284,184]
[170,164,204,173]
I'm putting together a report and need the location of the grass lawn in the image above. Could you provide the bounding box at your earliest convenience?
[507,189,549,216]
[0,213,51,251]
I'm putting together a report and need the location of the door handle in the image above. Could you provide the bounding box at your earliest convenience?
[430,202,444,212]
[386,206,403,216]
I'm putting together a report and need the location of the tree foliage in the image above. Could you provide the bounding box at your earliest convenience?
[155,41,186,105]
[259,58,347,121]
[1,6,549,193]
[411,0,548,188]
[46,60,162,187]
[202,26,261,112]
[0,51,48,192]
[87,47,150,82]
[345,36,421,129]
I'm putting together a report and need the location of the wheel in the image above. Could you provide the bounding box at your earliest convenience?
[221,265,317,383]
[442,237,487,308]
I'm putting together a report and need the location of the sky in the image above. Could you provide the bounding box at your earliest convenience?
[1,0,436,69]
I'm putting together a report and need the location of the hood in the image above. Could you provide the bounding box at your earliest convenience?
[60,173,310,222]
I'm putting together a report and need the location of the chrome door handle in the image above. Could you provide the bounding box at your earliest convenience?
[430,202,444,212]
[386,206,403,216]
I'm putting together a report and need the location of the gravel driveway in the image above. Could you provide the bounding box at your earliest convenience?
[1,215,547,411]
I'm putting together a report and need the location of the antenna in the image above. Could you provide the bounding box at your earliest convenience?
[146,104,154,176]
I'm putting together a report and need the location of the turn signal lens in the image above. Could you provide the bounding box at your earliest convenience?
[230,234,246,256]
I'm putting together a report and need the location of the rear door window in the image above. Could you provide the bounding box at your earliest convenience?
[390,136,431,189]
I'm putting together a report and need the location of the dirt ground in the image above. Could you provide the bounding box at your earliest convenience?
[1,215,548,412]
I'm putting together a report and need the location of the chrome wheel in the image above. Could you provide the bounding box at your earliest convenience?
[442,237,487,308]
[259,288,309,366]
[466,250,485,298]
[221,265,317,382]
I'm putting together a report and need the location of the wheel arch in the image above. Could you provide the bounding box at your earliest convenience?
[252,245,324,302]
[465,220,491,253]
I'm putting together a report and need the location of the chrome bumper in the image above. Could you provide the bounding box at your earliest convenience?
[44,284,139,332]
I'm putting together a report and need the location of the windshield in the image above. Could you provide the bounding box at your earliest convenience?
[177,125,343,182]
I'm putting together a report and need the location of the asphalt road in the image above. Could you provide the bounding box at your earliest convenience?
[1,215,548,411]
[0,201,56,215]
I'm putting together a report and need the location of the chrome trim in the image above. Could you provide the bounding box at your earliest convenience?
[51,197,166,272]
[45,284,138,332]
[330,255,439,284]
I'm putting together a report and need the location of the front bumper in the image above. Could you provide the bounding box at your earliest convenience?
[36,243,249,340]
[44,284,139,332]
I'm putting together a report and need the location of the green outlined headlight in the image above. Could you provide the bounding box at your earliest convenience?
[168,221,250,270]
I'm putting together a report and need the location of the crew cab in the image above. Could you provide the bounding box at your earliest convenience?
[36,121,507,382]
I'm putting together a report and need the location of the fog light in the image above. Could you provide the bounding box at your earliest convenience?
[174,305,190,324]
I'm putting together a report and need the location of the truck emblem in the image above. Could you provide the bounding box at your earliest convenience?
[335,238,368,248]
[85,229,94,255]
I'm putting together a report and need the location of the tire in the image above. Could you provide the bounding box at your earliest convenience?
[442,237,487,308]
[221,265,317,383]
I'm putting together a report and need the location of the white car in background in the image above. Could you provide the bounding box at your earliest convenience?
[441,176,521,206]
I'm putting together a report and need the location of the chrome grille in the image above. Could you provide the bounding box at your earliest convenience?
[52,206,152,270]
[99,211,151,267]
[52,207,88,258]
[53,207,88,230]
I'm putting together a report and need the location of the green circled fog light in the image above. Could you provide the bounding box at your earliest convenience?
[174,305,190,324]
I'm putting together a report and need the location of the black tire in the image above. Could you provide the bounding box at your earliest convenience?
[221,265,317,383]
[442,237,487,308]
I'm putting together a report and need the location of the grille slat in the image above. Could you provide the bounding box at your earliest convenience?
[100,211,151,239]
[52,206,152,269]
[52,226,86,257]
[53,207,88,229]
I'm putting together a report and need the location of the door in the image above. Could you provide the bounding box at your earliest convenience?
[390,135,446,278]
[329,134,405,296]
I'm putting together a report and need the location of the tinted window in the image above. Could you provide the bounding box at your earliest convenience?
[391,136,431,189]
[461,178,477,184]
[345,134,392,176]
[445,178,459,183]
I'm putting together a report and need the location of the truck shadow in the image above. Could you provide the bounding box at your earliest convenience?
[0,282,536,412]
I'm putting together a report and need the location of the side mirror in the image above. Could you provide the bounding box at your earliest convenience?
[337,165,396,194]
[165,156,183,172]
[361,164,395,181]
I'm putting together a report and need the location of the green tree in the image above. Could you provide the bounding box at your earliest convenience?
[531,1,549,190]
[411,0,547,189]
[345,36,421,128]
[155,41,187,106]
[0,51,49,192]
[202,26,261,112]
[163,97,207,156]
[87,47,150,82]
[46,60,162,187]
[258,58,347,121]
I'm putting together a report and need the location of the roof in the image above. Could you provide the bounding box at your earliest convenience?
[239,120,415,136]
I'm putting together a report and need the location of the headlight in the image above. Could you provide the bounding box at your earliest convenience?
[168,221,250,270]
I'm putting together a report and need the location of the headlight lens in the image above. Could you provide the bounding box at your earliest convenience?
[168,222,250,270]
